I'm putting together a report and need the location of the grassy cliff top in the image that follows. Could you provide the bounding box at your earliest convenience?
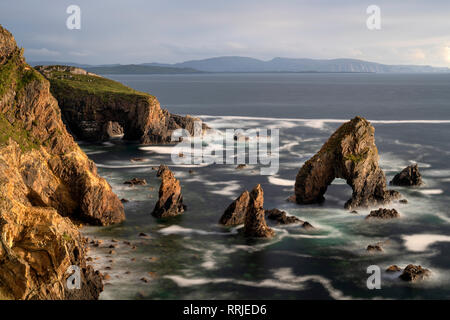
[35,65,154,99]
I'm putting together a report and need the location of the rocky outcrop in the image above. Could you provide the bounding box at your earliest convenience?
[151,165,185,218]
[386,265,402,273]
[399,264,431,282]
[104,121,124,138]
[219,190,250,226]
[123,178,147,186]
[243,185,275,238]
[0,25,124,299]
[294,116,400,210]
[265,208,301,224]
[266,209,315,229]
[365,208,400,220]
[35,65,208,144]
[367,244,383,252]
[390,164,423,187]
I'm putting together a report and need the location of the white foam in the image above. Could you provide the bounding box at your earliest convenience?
[402,234,450,252]
[199,115,450,125]
[268,176,294,187]
[159,225,234,236]
[418,189,444,195]
[435,212,450,223]
[165,267,351,299]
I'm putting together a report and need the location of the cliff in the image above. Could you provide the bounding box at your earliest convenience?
[35,65,207,143]
[294,116,400,210]
[0,25,124,299]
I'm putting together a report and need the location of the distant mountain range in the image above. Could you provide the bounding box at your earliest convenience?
[29,56,450,74]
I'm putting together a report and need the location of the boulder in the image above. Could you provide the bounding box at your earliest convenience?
[243,185,275,238]
[386,265,402,273]
[399,264,431,282]
[124,178,147,186]
[367,244,384,252]
[390,164,423,187]
[294,116,400,210]
[366,208,400,220]
[103,121,124,138]
[151,165,185,218]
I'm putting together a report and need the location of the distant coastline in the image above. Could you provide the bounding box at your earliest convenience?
[28,56,450,75]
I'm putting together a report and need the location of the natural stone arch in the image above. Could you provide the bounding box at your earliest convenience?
[35,65,207,144]
[294,116,400,210]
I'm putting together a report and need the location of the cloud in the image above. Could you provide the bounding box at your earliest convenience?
[26,48,60,57]
[1,0,450,66]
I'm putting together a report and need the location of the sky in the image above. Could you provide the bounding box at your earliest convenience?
[1,0,450,66]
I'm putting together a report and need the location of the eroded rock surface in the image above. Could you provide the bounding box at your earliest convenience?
[243,185,275,238]
[0,25,123,299]
[390,164,423,187]
[151,165,185,218]
[294,116,400,210]
[219,190,250,226]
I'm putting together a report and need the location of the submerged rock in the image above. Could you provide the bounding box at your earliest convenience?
[124,178,147,186]
[265,208,302,225]
[151,165,185,218]
[399,264,431,282]
[386,265,402,273]
[367,244,384,252]
[243,185,275,238]
[390,164,423,187]
[294,116,400,210]
[301,221,315,230]
[219,190,250,226]
[366,208,400,220]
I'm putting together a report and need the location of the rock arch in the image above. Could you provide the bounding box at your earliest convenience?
[35,65,207,144]
[294,116,400,210]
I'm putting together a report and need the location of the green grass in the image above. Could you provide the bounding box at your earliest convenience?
[46,70,152,98]
[0,50,44,151]
[344,153,366,164]
[0,114,41,152]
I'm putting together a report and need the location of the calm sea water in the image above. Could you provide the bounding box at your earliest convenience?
[82,73,450,300]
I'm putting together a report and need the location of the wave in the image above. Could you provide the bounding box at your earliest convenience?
[164,267,352,299]
[268,176,294,186]
[402,234,450,252]
[198,115,450,125]
[158,225,236,236]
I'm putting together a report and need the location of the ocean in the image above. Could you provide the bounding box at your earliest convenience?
[82,73,450,299]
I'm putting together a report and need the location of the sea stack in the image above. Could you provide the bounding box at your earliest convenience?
[390,164,423,186]
[152,165,186,218]
[294,116,400,210]
[219,190,250,226]
[0,25,124,299]
[243,185,275,238]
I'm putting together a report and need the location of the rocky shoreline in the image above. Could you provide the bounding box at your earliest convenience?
[0,24,434,299]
